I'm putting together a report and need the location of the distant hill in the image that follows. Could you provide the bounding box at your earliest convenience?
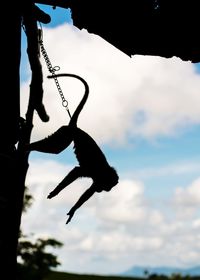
[42,268,200,280]
[122,266,200,278]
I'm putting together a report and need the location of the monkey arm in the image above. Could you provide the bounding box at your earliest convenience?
[29,126,73,154]
[66,185,96,224]
[48,167,82,198]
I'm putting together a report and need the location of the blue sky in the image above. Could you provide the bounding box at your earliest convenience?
[20,4,200,276]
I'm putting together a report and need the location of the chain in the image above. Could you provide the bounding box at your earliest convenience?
[38,26,71,118]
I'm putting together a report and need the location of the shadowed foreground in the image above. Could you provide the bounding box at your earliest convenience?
[44,271,139,280]
[44,271,200,280]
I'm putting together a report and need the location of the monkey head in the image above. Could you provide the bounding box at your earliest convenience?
[95,167,119,193]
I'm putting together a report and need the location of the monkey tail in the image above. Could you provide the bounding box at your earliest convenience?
[47,73,89,127]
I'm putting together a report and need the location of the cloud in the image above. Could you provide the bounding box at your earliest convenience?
[20,23,200,145]
[21,157,200,274]
[22,158,164,267]
[174,177,200,205]
[172,177,200,218]
[94,180,145,223]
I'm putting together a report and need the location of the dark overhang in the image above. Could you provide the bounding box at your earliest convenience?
[35,0,200,63]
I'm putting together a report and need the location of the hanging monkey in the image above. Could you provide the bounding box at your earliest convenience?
[28,73,119,224]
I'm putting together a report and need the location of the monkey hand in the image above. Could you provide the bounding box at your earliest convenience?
[47,189,58,199]
[66,209,75,224]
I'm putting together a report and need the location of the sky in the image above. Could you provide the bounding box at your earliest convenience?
[20,4,200,276]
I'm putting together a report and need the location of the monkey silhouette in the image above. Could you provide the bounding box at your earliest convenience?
[28,73,119,224]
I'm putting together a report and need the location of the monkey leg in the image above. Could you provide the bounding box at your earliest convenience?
[66,184,96,224]
[47,166,83,199]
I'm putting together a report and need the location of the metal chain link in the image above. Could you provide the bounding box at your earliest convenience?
[38,27,71,118]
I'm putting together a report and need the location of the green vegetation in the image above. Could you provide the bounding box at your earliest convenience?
[17,187,63,280]
[43,270,138,280]
[43,271,200,280]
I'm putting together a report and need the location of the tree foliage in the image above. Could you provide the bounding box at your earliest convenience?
[17,187,63,280]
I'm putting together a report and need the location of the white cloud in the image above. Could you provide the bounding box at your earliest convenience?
[174,178,200,205]
[21,157,200,274]
[192,219,200,229]
[172,177,200,218]
[95,180,146,223]
[21,23,200,146]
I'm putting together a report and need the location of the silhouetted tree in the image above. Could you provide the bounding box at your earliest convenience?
[17,187,63,280]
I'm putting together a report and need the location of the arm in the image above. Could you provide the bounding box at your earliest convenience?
[29,126,72,154]
[66,185,96,224]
